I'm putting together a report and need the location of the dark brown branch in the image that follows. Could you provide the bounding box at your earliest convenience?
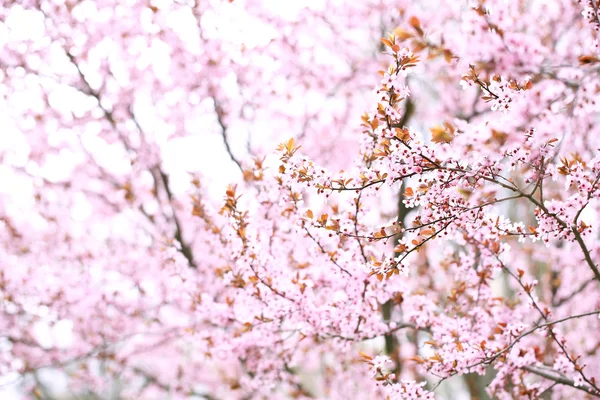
[524,365,600,398]
[213,97,243,172]
[65,48,197,269]
[432,309,600,394]
[553,278,595,307]
[286,186,351,276]
[518,189,600,285]
[157,169,197,268]
[383,98,414,371]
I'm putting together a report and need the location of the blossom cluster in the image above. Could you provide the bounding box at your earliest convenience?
[1,1,600,400]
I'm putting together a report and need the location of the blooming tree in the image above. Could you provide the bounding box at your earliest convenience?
[1,0,600,399]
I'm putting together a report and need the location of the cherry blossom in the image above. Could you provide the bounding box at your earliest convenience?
[1,0,600,399]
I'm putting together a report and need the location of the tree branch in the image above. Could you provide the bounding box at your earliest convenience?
[524,365,600,398]
[213,97,243,172]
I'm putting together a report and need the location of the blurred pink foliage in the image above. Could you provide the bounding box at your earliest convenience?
[1,0,600,399]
